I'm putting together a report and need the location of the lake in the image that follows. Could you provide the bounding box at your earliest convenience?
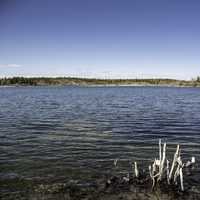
[0,86,200,198]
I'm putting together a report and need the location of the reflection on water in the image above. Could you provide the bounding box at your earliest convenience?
[0,86,200,186]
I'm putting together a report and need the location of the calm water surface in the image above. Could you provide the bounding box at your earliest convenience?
[0,86,200,184]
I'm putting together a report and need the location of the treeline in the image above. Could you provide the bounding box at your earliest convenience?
[0,76,200,86]
[0,77,37,86]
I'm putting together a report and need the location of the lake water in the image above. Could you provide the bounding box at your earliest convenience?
[0,86,200,196]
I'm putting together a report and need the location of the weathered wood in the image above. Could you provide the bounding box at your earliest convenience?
[180,167,184,191]
[137,140,194,191]
[169,144,180,182]
[158,142,166,181]
[134,161,139,178]
[167,159,170,184]
[113,159,118,167]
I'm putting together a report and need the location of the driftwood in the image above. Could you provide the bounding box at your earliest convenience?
[113,159,118,167]
[134,161,139,178]
[113,140,196,192]
[148,140,196,191]
[169,144,180,182]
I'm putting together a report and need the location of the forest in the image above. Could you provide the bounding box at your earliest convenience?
[0,76,200,87]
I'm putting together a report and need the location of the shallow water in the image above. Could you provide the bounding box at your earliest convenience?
[0,86,200,197]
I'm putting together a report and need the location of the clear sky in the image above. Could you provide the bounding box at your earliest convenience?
[0,0,200,80]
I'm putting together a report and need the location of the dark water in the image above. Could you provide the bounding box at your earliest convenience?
[0,86,200,186]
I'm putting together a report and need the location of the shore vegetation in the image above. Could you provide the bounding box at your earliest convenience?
[0,77,200,87]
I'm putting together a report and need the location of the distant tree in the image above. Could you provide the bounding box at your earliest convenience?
[197,76,200,82]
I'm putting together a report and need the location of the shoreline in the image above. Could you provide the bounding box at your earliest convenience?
[1,77,200,88]
[0,84,200,88]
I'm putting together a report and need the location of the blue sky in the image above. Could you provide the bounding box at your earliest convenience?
[0,0,200,79]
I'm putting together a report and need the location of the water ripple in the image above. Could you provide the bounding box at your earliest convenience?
[0,86,200,182]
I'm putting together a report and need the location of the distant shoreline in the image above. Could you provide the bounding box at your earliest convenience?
[0,84,200,88]
[0,77,200,87]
